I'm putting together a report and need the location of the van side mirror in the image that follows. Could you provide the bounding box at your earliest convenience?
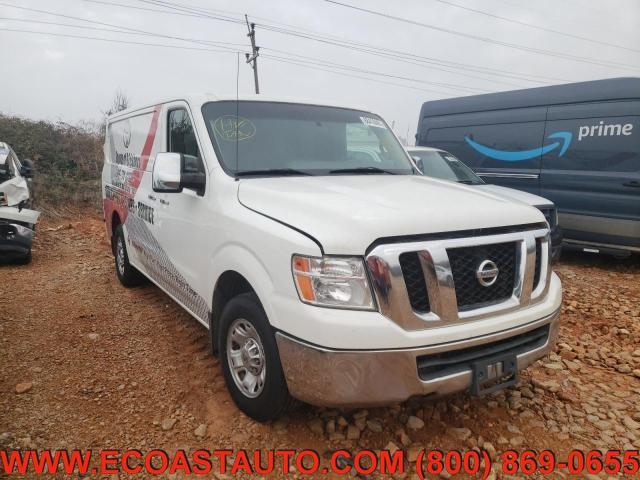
[152,152,206,196]
[153,152,182,193]
[411,155,424,174]
[181,171,205,196]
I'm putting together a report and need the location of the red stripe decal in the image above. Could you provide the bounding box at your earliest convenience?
[129,105,161,193]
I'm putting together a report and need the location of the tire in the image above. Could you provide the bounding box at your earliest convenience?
[113,225,146,287]
[219,292,295,421]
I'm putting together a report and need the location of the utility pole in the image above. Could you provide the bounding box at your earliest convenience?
[245,15,260,94]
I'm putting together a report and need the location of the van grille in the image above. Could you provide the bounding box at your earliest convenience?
[447,242,517,311]
[399,252,430,313]
[366,226,549,330]
[533,239,542,290]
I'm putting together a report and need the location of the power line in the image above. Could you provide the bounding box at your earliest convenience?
[95,0,571,85]
[0,27,238,53]
[81,0,574,86]
[432,0,640,54]
[260,52,488,93]
[257,24,553,86]
[320,0,640,72]
[261,55,457,97]
[0,16,246,46]
[136,0,244,25]
[0,15,483,95]
[0,4,488,95]
[84,0,237,22]
[80,0,538,91]
[0,3,241,51]
[0,26,456,98]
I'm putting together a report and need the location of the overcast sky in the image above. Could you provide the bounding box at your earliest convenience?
[0,0,638,142]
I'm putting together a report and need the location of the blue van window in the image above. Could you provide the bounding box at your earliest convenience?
[425,122,545,170]
[542,116,639,172]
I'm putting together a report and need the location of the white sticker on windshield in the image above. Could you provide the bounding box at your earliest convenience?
[360,116,386,129]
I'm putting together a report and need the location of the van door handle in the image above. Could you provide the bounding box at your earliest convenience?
[623,181,640,188]
[148,194,156,201]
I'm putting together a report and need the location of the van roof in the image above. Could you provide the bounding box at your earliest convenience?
[107,94,375,121]
[419,77,640,117]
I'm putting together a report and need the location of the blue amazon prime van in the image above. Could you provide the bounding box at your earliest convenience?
[416,77,640,256]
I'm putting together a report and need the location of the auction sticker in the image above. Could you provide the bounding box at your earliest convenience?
[360,116,386,129]
[213,115,256,141]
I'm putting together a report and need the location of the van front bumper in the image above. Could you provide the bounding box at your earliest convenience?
[276,307,560,408]
[0,222,34,256]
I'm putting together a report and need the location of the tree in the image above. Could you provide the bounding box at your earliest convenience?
[102,89,130,117]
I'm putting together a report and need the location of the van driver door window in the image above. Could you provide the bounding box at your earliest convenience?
[168,109,205,176]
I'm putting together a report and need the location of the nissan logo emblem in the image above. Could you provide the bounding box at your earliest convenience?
[476,259,499,287]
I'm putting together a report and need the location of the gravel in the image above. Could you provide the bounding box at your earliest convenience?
[1,217,639,478]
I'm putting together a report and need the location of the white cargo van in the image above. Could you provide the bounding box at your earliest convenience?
[102,95,562,421]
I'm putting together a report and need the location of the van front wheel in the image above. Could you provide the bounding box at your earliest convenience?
[114,225,146,287]
[219,292,295,421]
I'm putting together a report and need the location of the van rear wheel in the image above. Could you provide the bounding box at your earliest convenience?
[114,225,146,287]
[219,292,295,421]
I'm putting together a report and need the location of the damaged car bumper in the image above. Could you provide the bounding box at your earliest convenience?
[275,307,560,408]
[0,207,39,257]
[0,220,35,255]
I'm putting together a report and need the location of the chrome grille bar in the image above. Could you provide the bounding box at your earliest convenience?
[366,228,551,331]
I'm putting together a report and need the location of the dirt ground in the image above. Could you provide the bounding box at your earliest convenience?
[1,215,639,479]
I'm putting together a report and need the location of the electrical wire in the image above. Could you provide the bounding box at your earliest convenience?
[0,27,238,53]
[319,0,640,72]
[0,26,466,98]
[432,0,640,54]
[88,0,574,85]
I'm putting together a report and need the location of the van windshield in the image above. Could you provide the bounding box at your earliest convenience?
[410,150,484,185]
[201,101,414,176]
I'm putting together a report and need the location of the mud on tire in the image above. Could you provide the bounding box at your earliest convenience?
[113,225,147,288]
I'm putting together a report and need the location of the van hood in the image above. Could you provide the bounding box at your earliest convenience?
[474,184,553,208]
[238,175,545,254]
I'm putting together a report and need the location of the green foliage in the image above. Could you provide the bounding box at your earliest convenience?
[0,114,103,208]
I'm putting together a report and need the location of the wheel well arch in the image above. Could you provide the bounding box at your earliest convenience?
[110,211,122,254]
[210,270,256,356]
[111,211,121,233]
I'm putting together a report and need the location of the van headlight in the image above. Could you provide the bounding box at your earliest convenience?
[292,255,375,310]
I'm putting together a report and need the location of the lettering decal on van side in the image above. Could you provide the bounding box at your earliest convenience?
[577,121,633,141]
[464,131,572,162]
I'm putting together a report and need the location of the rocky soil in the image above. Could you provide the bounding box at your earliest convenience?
[1,216,639,479]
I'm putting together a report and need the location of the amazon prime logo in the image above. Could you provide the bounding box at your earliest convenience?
[465,131,572,162]
[476,259,499,287]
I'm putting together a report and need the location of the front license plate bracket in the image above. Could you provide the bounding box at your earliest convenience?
[471,354,518,396]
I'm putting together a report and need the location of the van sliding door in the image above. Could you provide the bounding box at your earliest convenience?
[423,107,545,195]
[541,101,640,251]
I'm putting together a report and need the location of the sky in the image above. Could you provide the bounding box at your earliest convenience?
[0,0,639,143]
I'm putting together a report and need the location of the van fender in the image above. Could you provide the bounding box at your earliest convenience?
[208,243,277,324]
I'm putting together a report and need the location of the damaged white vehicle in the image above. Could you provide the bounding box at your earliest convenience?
[0,142,39,263]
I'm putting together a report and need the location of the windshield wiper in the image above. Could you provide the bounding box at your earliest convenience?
[235,168,312,177]
[329,166,395,175]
